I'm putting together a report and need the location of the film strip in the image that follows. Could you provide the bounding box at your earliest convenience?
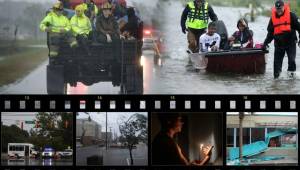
[0,95,298,112]
[0,95,299,170]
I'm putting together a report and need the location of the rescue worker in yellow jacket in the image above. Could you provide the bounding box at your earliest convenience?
[71,5,92,56]
[40,2,77,57]
[80,0,99,21]
[181,0,218,53]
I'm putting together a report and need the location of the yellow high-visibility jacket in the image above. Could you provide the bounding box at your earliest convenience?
[70,15,92,36]
[186,1,209,29]
[40,12,71,33]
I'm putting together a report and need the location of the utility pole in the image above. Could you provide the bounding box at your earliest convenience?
[106,112,108,150]
[109,127,112,148]
[239,112,245,162]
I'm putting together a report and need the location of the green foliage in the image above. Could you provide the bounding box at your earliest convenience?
[1,112,73,153]
[119,113,148,165]
[291,0,300,16]
[1,124,29,152]
[30,112,73,150]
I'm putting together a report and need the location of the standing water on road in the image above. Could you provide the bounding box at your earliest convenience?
[143,2,300,94]
[0,1,299,94]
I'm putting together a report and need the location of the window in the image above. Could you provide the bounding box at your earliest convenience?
[236,128,250,145]
[281,134,297,147]
[267,128,297,148]
[226,128,234,147]
[269,136,281,147]
[251,128,265,143]
[9,146,13,151]
[15,146,24,151]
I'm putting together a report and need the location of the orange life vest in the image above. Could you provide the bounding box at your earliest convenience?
[271,4,291,35]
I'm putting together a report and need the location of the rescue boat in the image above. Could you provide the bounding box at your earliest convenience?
[189,20,269,74]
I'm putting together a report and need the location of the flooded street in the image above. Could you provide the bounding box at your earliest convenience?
[0,2,299,94]
[1,157,72,166]
[145,3,300,94]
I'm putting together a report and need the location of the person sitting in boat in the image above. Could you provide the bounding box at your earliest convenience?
[199,22,221,52]
[228,18,253,48]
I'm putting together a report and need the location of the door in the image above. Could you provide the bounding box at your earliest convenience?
[25,146,29,157]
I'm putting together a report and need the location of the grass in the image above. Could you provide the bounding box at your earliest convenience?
[0,39,48,86]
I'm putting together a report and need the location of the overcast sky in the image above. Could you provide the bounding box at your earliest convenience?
[227,112,298,115]
[0,0,55,2]
[2,112,40,132]
[1,112,73,132]
[77,112,147,135]
[2,0,55,2]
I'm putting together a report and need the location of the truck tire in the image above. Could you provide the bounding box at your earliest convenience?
[47,64,66,94]
[124,65,143,94]
[136,65,143,94]
[111,62,121,86]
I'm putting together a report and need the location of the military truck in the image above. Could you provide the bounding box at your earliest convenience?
[46,0,143,94]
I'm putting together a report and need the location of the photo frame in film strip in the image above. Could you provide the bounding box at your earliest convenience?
[0,95,299,170]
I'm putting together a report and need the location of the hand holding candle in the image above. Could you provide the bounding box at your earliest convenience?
[200,143,203,151]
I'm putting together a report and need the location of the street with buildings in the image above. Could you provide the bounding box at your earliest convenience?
[76,112,148,166]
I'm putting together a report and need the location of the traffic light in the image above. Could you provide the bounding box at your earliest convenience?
[65,120,69,128]
[35,121,40,128]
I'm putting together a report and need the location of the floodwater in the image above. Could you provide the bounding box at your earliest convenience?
[1,157,73,166]
[0,2,299,94]
[144,3,300,94]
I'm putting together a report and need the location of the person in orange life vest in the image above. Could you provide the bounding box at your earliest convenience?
[263,0,300,79]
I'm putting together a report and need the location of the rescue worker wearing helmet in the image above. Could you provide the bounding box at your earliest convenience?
[95,2,121,43]
[263,0,300,79]
[71,5,92,56]
[181,0,218,53]
[40,2,77,57]
[79,0,99,22]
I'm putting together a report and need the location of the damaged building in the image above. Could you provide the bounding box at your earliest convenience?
[226,112,298,165]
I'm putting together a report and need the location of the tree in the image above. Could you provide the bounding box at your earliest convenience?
[19,3,45,39]
[30,112,73,151]
[118,113,147,165]
[1,124,29,152]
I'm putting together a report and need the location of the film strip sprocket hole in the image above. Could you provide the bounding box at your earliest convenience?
[0,95,298,112]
